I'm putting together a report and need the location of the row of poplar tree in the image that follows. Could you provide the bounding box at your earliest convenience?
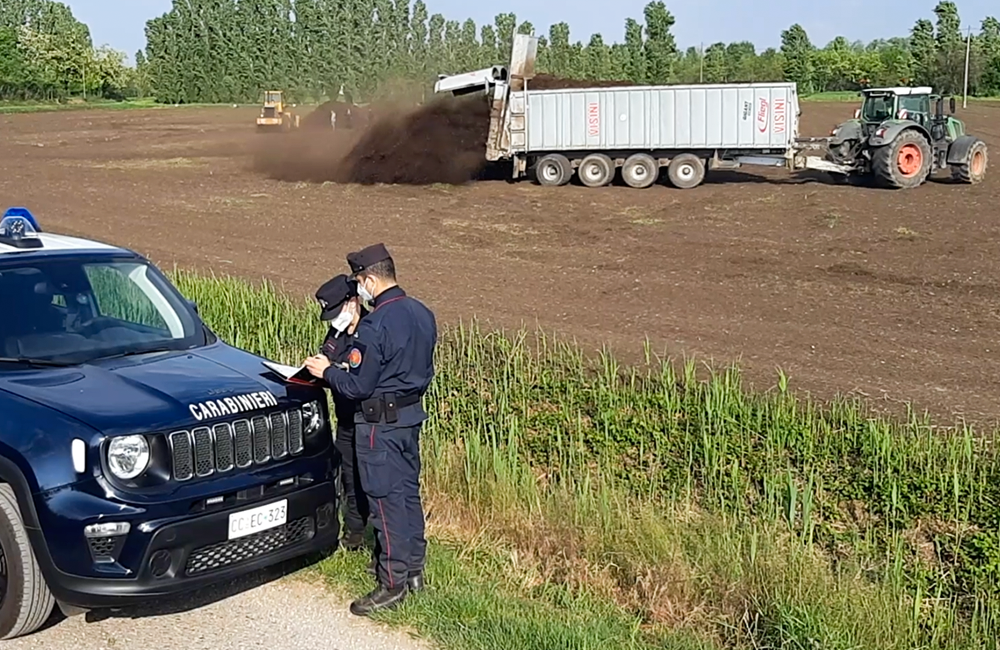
[2,0,1000,104]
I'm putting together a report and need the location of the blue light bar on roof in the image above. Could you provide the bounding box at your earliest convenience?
[2,207,41,232]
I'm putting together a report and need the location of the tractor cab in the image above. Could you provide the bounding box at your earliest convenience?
[261,91,284,118]
[256,90,299,131]
[854,87,961,136]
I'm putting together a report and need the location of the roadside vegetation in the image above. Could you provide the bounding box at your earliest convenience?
[172,267,1000,650]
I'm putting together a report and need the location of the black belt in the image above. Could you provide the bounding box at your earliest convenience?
[357,392,421,423]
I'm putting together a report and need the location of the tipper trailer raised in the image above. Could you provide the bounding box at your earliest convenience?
[434,34,987,190]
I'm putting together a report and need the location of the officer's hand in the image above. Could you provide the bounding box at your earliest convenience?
[304,354,331,378]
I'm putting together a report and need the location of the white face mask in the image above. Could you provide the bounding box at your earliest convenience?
[357,278,374,303]
[326,305,353,333]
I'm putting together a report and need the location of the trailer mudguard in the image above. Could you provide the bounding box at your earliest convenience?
[830,120,863,146]
[868,120,931,148]
[946,135,981,165]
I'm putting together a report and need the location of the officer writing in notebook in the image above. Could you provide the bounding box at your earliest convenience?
[304,244,437,617]
[315,274,369,552]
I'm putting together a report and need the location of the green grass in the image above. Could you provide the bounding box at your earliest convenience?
[170,267,1000,650]
[0,98,235,114]
[0,98,336,115]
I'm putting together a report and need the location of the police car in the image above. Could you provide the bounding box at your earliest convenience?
[0,208,339,639]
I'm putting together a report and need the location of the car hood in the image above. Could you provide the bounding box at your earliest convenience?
[0,344,302,437]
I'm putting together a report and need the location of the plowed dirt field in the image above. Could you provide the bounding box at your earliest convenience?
[3,99,999,423]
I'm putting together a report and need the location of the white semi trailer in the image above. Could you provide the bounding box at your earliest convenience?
[433,34,848,189]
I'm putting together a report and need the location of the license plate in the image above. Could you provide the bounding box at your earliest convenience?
[227,499,287,540]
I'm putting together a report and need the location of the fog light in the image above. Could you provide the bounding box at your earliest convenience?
[84,522,130,537]
[150,550,172,578]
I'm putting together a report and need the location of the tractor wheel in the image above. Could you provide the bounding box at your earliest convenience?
[951,140,988,184]
[872,130,932,189]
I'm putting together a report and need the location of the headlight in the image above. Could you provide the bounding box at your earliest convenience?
[302,401,324,437]
[107,435,151,480]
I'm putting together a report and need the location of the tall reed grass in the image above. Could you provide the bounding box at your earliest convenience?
[172,268,1000,649]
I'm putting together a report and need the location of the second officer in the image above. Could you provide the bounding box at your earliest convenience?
[315,273,370,551]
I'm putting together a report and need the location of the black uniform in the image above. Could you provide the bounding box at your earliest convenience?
[323,245,437,597]
[315,275,369,548]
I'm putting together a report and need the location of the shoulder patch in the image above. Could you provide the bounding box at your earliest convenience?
[347,347,362,368]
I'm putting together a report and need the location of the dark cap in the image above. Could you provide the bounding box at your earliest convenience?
[314,274,357,320]
[346,243,391,275]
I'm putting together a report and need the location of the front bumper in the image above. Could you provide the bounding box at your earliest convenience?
[37,481,339,609]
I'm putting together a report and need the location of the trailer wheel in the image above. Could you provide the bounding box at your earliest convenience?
[533,154,572,187]
[951,139,988,184]
[872,129,932,189]
[667,154,705,189]
[577,154,614,187]
[622,154,658,189]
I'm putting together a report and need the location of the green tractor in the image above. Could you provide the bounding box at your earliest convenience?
[825,86,988,188]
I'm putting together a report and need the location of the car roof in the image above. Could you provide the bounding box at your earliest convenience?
[0,232,135,262]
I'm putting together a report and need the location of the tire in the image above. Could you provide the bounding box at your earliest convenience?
[872,129,932,189]
[621,154,658,188]
[666,154,705,189]
[0,485,54,639]
[533,154,572,187]
[951,139,988,184]
[577,153,614,187]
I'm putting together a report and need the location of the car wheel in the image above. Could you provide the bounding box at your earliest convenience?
[0,485,54,640]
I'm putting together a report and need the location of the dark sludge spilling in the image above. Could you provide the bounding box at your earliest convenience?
[251,95,492,185]
[251,75,634,185]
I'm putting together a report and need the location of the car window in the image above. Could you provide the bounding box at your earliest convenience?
[85,264,171,332]
[0,257,202,364]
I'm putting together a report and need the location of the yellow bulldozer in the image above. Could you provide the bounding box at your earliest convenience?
[256,90,300,131]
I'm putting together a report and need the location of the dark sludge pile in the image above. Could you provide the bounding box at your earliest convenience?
[251,95,491,185]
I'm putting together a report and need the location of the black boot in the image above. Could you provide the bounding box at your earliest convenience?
[406,572,424,593]
[350,584,407,617]
[341,530,365,551]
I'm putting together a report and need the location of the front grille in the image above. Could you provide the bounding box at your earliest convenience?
[170,407,305,481]
[184,516,315,576]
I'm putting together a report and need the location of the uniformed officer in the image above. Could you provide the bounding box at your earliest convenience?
[314,274,369,551]
[304,243,437,617]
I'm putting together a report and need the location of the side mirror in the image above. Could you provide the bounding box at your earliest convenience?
[936,98,944,117]
[853,109,861,119]
[950,97,956,114]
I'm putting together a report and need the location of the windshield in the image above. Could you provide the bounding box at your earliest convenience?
[0,257,204,365]
[861,94,895,122]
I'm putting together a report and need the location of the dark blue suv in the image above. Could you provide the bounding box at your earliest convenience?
[0,208,339,639]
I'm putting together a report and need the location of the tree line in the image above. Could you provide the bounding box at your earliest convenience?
[2,0,999,104]
[0,0,133,100]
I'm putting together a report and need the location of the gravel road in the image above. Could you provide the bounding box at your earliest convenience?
[5,568,429,650]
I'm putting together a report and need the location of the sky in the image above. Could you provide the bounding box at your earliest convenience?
[66,0,995,63]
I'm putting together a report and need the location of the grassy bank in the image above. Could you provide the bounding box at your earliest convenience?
[172,268,1000,650]
[0,99,234,114]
